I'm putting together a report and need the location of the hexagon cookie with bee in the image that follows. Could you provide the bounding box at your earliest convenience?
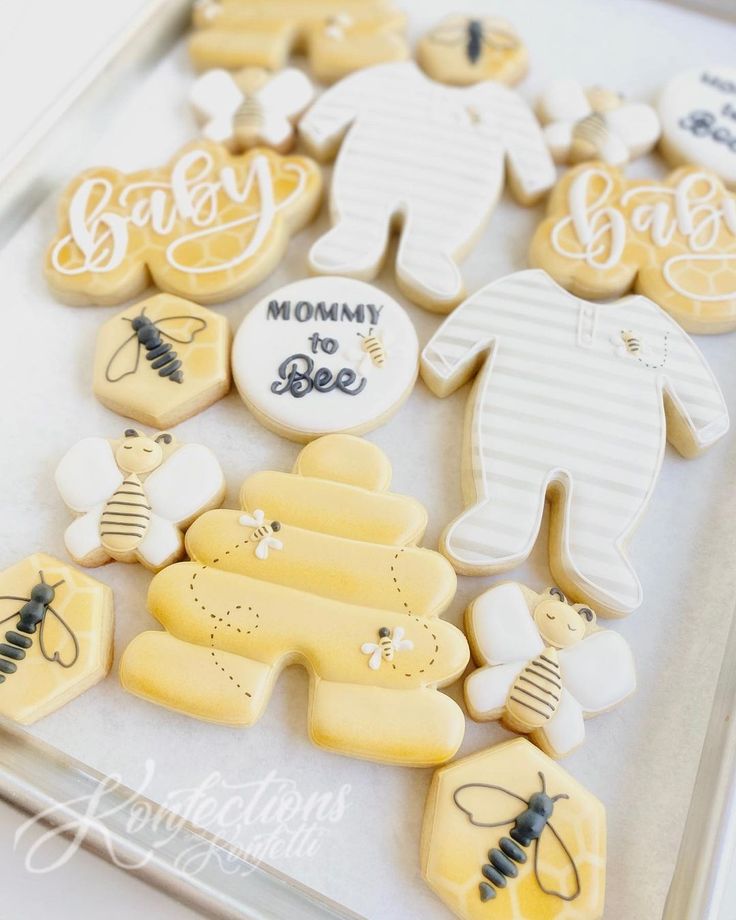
[55,428,226,572]
[93,294,231,429]
[0,554,113,724]
[464,583,636,759]
[421,738,606,919]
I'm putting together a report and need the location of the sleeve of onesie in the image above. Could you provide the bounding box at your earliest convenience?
[636,296,730,457]
[298,67,374,160]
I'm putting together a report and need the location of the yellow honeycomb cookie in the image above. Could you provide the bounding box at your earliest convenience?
[422,738,606,919]
[0,554,113,725]
[120,435,469,766]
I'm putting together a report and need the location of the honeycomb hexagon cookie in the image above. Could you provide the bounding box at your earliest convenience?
[421,738,606,919]
[93,294,231,428]
[0,554,113,724]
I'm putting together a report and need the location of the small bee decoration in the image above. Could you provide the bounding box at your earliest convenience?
[191,67,314,153]
[105,306,207,386]
[361,625,414,670]
[454,771,581,903]
[616,330,644,357]
[239,509,284,560]
[356,327,387,370]
[349,327,402,374]
[0,572,78,683]
[418,14,527,86]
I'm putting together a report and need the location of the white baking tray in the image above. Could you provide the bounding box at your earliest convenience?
[1,1,736,918]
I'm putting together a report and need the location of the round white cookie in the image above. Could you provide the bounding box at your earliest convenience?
[232,277,419,441]
[659,67,736,187]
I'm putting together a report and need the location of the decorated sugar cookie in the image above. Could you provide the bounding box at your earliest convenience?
[464,583,635,758]
[231,276,419,441]
[421,269,729,617]
[93,294,231,428]
[45,141,322,306]
[191,68,314,153]
[120,435,469,766]
[417,15,528,86]
[537,80,660,166]
[299,61,555,312]
[55,428,226,571]
[659,67,736,188]
[189,0,408,83]
[0,554,113,725]
[421,738,606,918]
[530,163,736,333]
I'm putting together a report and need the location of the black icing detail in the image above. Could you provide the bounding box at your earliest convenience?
[270,354,367,398]
[467,19,482,63]
[0,572,79,687]
[105,310,208,387]
[678,108,736,155]
[124,429,138,438]
[378,626,391,639]
[453,772,581,903]
[271,521,281,532]
[265,299,384,326]
[155,433,173,444]
[549,587,565,601]
[578,607,594,623]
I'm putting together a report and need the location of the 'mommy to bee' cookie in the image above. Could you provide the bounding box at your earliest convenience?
[189,0,409,83]
[55,428,226,572]
[417,15,528,87]
[421,269,729,618]
[299,61,555,312]
[93,294,231,429]
[232,276,418,441]
[421,738,606,918]
[0,554,113,725]
[120,435,468,766]
[45,141,321,306]
[529,162,736,333]
[464,583,636,759]
[659,67,736,188]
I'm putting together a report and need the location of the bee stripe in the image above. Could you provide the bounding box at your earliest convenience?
[0,659,17,674]
[525,666,561,686]
[5,632,31,648]
[101,512,149,519]
[513,686,556,710]
[518,675,559,699]
[527,661,560,680]
[0,643,24,660]
[509,696,548,718]
[539,654,558,667]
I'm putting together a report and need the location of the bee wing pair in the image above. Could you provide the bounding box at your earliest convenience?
[453,783,580,901]
[105,314,207,383]
[0,593,78,669]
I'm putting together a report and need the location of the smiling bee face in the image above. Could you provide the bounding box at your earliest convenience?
[114,429,170,475]
[532,588,595,649]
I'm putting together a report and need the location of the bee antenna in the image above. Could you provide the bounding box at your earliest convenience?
[50,579,65,589]
[551,793,570,803]
[38,571,46,584]
[538,772,546,793]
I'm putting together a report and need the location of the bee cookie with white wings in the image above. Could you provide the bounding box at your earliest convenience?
[191,67,314,153]
[55,428,226,571]
[464,582,636,759]
[231,276,418,441]
[537,79,660,167]
[361,625,413,670]
[417,14,528,86]
[238,509,283,560]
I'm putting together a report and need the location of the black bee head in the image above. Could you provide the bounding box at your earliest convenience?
[131,314,151,331]
[31,583,54,605]
[270,521,281,532]
[378,627,391,638]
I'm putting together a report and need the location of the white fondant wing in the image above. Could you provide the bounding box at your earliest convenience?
[191,69,242,124]
[464,662,520,721]
[468,583,544,665]
[55,438,123,512]
[259,69,314,121]
[606,103,661,158]
[64,505,105,560]
[538,688,585,758]
[137,515,184,569]
[144,444,224,524]
[559,630,636,714]
[538,79,591,122]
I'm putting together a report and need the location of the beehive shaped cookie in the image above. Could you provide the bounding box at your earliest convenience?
[421,738,606,919]
[189,0,409,84]
[120,435,469,766]
[0,554,113,725]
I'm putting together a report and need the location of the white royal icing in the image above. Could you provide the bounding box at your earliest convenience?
[550,166,736,301]
[422,270,729,616]
[232,276,419,438]
[50,149,307,277]
[464,582,636,757]
[299,61,554,309]
[659,67,736,188]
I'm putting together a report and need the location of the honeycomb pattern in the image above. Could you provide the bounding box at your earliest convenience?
[93,293,231,428]
[422,738,606,920]
[45,141,322,306]
[0,554,113,725]
[531,163,736,333]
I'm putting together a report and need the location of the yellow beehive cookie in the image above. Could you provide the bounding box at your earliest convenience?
[120,435,468,766]
[421,738,606,919]
[0,554,113,725]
